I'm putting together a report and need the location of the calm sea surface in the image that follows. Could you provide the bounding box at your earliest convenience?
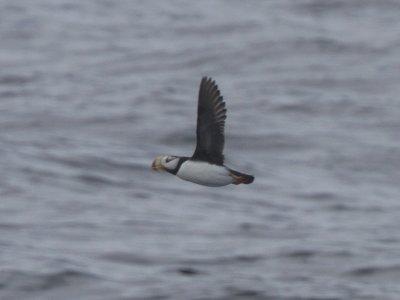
[1,1,400,299]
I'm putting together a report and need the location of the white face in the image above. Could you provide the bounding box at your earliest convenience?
[152,155,179,171]
[160,155,179,170]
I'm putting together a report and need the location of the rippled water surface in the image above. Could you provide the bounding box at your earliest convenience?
[1,1,400,299]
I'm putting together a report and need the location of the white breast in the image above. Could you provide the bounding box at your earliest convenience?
[176,160,233,187]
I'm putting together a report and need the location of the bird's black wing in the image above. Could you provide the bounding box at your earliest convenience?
[192,77,227,165]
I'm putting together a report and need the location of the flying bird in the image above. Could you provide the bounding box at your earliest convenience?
[152,77,254,187]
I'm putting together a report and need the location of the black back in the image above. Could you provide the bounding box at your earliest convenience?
[192,77,227,165]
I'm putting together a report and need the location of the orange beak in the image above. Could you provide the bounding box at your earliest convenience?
[151,156,164,171]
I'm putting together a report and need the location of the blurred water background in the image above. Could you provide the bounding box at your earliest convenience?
[1,0,400,299]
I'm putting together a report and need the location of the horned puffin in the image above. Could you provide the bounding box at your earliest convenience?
[152,77,254,187]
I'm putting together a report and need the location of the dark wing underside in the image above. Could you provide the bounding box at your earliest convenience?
[192,77,227,165]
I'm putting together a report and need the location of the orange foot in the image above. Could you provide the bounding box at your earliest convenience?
[230,173,246,185]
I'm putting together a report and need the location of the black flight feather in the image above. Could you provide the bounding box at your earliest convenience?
[192,77,227,165]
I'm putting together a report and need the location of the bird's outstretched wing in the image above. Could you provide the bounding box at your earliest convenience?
[192,77,227,165]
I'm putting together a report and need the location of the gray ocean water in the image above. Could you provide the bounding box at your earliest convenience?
[1,1,400,299]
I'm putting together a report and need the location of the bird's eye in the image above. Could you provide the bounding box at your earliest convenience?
[166,156,175,163]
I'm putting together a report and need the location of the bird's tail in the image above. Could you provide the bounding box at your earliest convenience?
[229,169,254,185]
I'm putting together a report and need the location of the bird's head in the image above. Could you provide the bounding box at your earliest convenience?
[151,155,179,172]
